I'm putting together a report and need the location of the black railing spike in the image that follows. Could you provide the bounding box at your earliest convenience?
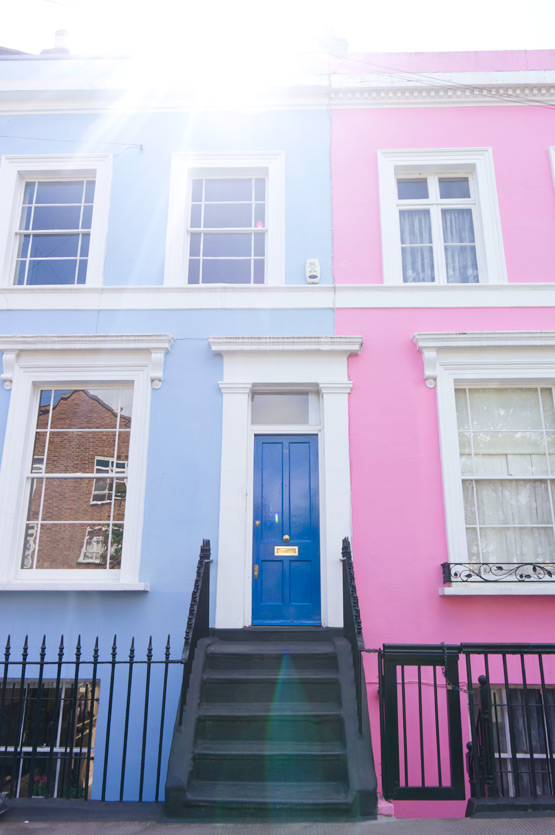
[4,635,10,663]
[111,634,117,658]
[57,635,64,661]
[75,635,82,661]
[129,637,135,660]
[93,637,99,662]
[22,635,28,662]
[165,635,171,660]
[147,636,153,661]
[40,635,46,661]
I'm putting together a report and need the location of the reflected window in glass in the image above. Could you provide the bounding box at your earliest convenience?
[22,387,131,571]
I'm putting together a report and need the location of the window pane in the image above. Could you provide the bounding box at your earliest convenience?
[203,203,252,228]
[189,232,201,257]
[204,178,252,202]
[479,526,555,562]
[444,245,479,283]
[253,260,265,284]
[201,259,251,284]
[254,178,266,200]
[253,234,265,257]
[49,388,130,430]
[29,234,79,258]
[189,204,202,228]
[31,206,81,231]
[191,179,203,201]
[252,394,310,424]
[468,389,543,431]
[474,480,553,526]
[202,232,251,257]
[401,246,435,283]
[439,177,470,199]
[26,260,78,285]
[35,181,84,204]
[400,210,432,244]
[442,209,475,243]
[397,179,429,199]
[79,234,90,258]
[188,258,200,283]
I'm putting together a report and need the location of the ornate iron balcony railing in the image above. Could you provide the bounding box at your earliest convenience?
[442,562,555,583]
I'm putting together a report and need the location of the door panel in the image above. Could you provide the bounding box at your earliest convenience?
[253,434,320,625]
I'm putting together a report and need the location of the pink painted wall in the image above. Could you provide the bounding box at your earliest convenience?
[337,308,555,817]
[332,105,555,284]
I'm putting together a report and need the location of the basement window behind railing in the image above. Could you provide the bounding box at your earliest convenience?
[0,679,99,799]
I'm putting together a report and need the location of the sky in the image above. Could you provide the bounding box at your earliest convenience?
[2,0,555,60]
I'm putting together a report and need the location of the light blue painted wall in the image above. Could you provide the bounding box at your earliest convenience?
[0,108,333,286]
[0,68,334,798]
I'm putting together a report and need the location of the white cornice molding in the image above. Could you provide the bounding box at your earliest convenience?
[331,83,555,109]
[0,333,174,390]
[413,330,555,387]
[209,336,363,355]
[2,283,555,310]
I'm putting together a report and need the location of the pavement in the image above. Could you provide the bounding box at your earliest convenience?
[1,803,555,835]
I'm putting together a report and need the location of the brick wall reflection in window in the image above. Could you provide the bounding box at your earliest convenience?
[22,388,131,571]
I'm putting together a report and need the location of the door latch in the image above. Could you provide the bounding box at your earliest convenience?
[253,565,259,579]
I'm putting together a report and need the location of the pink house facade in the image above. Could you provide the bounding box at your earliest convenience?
[331,50,555,817]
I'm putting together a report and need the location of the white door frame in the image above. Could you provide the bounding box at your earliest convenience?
[210,336,362,629]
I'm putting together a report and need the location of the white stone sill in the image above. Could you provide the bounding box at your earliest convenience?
[0,581,149,592]
[440,584,555,596]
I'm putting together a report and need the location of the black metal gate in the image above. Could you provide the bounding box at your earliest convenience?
[379,643,555,804]
[379,644,465,801]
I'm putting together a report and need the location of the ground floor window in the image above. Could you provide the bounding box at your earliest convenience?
[0,679,99,798]
[483,686,555,797]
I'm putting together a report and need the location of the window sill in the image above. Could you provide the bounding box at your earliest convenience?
[0,581,150,592]
[440,584,555,596]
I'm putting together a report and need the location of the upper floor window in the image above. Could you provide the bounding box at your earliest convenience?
[15,179,95,286]
[379,149,507,286]
[188,176,266,285]
[397,174,478,284]
[164,152,284,287]
[0,155,112,288]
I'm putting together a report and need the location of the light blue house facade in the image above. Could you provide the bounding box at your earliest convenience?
[0,52,358,802]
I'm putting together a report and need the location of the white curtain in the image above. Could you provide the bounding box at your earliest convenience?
[399,209,434,282]
[456,388,555,563]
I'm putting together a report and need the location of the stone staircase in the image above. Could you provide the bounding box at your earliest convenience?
[165,628,377,821]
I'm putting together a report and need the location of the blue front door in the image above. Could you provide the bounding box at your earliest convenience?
[252,435,321,625]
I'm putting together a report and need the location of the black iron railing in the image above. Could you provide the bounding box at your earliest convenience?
[179,539,211,722]
[0,633,181,802]
[442,562,555,583]
[379,642,555,803]
[341,536,365,734]
[464,646,555,800]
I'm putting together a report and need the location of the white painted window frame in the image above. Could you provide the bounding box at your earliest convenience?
[379,149,507,286]
[413,331,555,596]
[0,334,173,591]
[209,336,363,628]
[0,155,113,289]
[164,152,285,287]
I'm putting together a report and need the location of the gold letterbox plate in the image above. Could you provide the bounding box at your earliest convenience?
[274,546,298,556]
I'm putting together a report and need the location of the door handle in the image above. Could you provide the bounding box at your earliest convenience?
[254,565,259,579]
[282,535,290,543]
